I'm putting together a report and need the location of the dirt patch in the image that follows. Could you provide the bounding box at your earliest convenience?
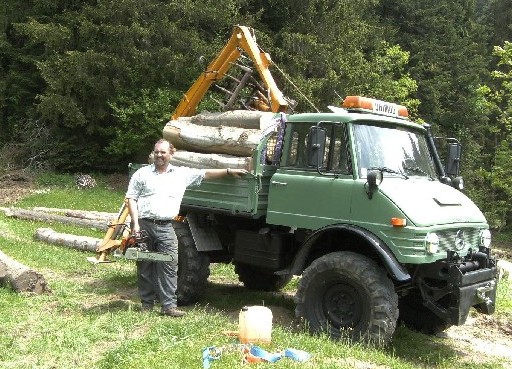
[0,170,35,206]
[440,314,512,365]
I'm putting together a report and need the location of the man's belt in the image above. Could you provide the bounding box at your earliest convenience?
[140,218,173,225]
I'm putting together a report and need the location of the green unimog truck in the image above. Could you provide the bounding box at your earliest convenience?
[169,95,497,344]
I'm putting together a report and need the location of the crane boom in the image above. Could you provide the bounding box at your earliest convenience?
[171,25,288,120]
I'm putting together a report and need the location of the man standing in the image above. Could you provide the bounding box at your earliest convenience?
[126,138,247,317]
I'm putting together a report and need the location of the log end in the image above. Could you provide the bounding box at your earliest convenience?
[11,269,50,294]
[0,261,50,295]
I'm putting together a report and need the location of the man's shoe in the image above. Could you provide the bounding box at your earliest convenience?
[162,308,186,317]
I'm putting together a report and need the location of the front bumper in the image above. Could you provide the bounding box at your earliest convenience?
[417,252,497,325]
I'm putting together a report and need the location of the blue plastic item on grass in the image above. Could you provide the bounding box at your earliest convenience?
[250,345,282,363]
[202,346,222,369]
[284,348,312,362]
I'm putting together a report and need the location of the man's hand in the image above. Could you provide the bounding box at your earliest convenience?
[131,223,140,234]
[228,168,249,177]
[205,168,249,180]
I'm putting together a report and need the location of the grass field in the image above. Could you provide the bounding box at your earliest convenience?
[0,173,511,369]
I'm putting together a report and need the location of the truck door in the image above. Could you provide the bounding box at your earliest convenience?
[266,122,355,229]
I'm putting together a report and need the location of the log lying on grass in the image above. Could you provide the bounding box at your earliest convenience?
[0,249,49,294]
[1,208,109,231]
[34,228,101,253]
[32,207,117,221]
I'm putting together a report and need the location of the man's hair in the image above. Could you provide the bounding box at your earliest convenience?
[154,138,176,153]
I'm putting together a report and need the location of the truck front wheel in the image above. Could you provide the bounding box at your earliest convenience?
[173,220,210,305]
[295,251,398,344]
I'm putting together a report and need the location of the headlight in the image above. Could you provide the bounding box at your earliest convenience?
[424,232,440,254]
[479,229,491,248]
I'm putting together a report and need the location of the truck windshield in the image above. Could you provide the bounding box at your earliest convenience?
[353,123,437,179]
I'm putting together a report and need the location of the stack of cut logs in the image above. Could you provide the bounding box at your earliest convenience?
[163,110,277,170]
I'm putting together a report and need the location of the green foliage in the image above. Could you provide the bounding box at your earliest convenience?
[256,0,418,113]
[470,42,512,230]
[35,171,76,187]
[107,88,180,160]
[1,0,256,170]
[480,0,512,47]
[496,277,512,319]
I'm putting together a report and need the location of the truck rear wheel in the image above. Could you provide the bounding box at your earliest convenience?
[173,220,210,305]
[234,263,291,291]
[398,291,451,334]
[295,251,398,344]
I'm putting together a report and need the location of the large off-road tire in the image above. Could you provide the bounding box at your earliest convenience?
[234,262,292,292]
[398,291,452,335]
[173,220,210,305]
[295,251,398,345]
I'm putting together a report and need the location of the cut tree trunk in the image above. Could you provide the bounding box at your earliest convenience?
[0,249,48,294]
[171,150,252,170]
[186,110,275,129]
[64,210,118,221]
[32,207,117,221]
[163,119,263,156]
[34,228,101,253]
[1,208,109,231]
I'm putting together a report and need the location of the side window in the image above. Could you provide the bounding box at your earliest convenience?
[285,124,309,167]
[285,122,351,174]
[319,124,350,174]
[287,131,300,166]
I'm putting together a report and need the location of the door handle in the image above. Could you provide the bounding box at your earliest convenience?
[271,181,287,186]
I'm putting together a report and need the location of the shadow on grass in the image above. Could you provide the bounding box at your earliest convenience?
[76,265,501,368]
[196,280,301,331]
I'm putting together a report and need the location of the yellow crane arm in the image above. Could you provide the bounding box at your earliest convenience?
[171,25,288,120]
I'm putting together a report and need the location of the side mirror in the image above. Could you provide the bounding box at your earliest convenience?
[445,142,461,177]
[366,170,383,199]
[307,126,326,167]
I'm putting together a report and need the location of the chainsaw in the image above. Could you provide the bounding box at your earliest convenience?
[87,202,174,264]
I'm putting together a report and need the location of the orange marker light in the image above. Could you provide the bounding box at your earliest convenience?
[342,96,409,118]
[391,218,407,227]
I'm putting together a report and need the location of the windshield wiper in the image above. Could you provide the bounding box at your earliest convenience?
[367,166,408,179]
[403,166,434,180]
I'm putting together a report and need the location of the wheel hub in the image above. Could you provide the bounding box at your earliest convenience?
[323,283,363,328]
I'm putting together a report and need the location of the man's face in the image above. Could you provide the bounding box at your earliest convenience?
[153,142,173,168]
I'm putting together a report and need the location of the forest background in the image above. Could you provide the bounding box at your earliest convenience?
[1,0,512,231]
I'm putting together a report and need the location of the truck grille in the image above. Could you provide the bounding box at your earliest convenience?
[437,228,481,254]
